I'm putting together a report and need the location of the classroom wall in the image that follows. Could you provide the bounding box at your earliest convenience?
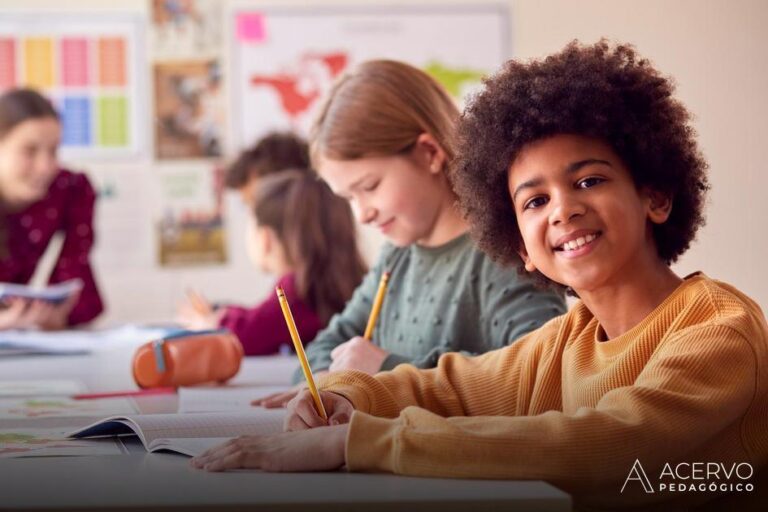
[0,0,765,324]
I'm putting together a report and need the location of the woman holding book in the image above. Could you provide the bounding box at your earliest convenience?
[0,88,103,330]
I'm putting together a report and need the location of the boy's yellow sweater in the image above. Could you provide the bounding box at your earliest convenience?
[321,273,768,509]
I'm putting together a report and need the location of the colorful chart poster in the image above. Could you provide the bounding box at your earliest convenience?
[230,5,508,149]
[154,60,223,159]
[156,164,227,266]
[0,14,144,160]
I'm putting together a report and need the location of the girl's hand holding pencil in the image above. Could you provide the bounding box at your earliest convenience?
[284,389,354,431]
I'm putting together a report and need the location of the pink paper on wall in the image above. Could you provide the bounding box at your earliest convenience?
[60,38,89,86]
[0,38,15,89]
[236,13,266,43]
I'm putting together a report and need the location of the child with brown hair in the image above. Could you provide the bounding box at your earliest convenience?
[255,59,564,405]
[223,131,310,206]
[182,170,366,355]
[193,42,767,511]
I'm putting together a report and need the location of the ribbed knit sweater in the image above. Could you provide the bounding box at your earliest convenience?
[321,273,768,510]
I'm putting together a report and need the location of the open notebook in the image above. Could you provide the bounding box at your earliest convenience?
[0,278,83,303]
[68,409,286,457]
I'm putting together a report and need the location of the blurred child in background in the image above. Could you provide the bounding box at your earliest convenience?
[223,131,311,207]
[180,170,367,355]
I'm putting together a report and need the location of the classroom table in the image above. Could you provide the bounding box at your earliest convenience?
[0,333,572,511]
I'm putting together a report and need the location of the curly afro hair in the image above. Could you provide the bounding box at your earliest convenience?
[452,40,710,280]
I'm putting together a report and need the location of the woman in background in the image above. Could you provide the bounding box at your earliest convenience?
[0,88,103,330]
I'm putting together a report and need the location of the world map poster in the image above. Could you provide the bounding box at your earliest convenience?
[230,5,509,150]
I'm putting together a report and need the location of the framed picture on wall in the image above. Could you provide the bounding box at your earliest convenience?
[153,59,224,159]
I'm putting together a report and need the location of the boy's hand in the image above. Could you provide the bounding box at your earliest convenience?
[329,336,389,374]
[284,389,354,431]
[190,424,348,472]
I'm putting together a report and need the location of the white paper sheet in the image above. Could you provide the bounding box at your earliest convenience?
[178,386,290,413]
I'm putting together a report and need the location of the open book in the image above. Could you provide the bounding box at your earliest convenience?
[0,279,83,303]
[68,409,286,457]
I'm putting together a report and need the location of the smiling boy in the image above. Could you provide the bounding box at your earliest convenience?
[192,41,768,511]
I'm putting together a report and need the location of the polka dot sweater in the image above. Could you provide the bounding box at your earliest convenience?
[298,233,566,383]
[1,169,104,325]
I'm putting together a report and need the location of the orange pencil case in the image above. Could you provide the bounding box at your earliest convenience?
[132,330,244,388]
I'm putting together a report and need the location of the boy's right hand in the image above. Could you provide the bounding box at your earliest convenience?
[284,389,354,431]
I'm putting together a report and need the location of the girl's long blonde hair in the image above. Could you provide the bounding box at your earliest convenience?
[310,60,459,166]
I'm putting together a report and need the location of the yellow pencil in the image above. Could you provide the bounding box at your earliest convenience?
[363,271,391,340]
[275,286,328,421]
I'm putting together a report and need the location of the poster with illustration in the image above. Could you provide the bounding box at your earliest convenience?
[156,164,227,266]
[150,0,222,59]
[154,60,223,159]
[230,5,508,149]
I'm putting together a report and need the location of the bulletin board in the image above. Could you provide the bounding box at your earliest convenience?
[229,4,510,150]
[0,13,145,160]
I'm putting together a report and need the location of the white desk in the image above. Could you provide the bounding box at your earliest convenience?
[0,454,570,511]
[0,339,572,511]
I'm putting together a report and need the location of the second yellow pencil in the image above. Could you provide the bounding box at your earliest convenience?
[364,271,390,340]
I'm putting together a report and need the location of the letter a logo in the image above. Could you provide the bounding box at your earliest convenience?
[621,459,655,494]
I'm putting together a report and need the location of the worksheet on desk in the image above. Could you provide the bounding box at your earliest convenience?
[0,427,124,458]
[177,386,290,413]
[0,380,86,397]
[0,396,138,419]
